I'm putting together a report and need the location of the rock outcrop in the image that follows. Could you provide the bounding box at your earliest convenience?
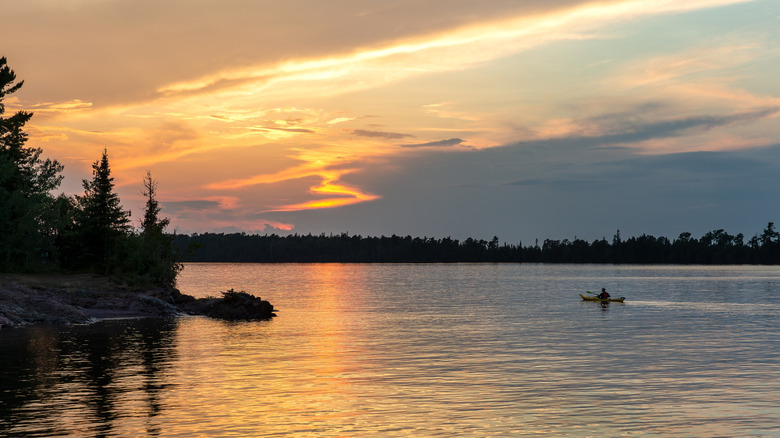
[180,289,276,321]
[0,275,276,329]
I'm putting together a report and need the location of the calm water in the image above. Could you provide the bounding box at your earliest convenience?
[2,263,780,437]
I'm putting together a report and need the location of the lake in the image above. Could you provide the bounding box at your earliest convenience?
[2,263,780,436]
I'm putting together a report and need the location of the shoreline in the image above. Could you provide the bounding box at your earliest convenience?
[0,274,275,329]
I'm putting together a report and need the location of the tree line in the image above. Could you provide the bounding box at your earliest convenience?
[0,57,180,288]
[173,224,780,264]
[6,55,780,277]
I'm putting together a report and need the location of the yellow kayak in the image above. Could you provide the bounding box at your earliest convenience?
[579,293,625,303]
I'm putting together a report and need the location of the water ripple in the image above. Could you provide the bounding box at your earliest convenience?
[1,264,779,436]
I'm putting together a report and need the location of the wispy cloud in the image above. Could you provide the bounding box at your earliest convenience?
[250,126,316,134]
[526,107,780,153]
[266,172,381,212]
[205,155,382,213]
[403,138,464,148]
[154,0,752,105]
[8,0,772,240]
[352,129,415,139]
[162,200,222,213]
[25,99,93,115]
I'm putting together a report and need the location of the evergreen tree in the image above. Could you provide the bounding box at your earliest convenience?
[0,57,64,270]
[141,171,169,234]
[133,171,181,288]
[45,193,80,268]
[74,148,130,273]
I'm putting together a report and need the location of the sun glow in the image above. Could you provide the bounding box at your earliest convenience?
[207,161,380,213]
[155,0,752,103]
[270,173,381,212]
[13,0,770,236]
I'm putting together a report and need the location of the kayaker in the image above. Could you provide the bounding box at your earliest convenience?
[598,288,611,299]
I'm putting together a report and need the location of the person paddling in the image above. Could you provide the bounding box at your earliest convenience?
[598,288,611,300]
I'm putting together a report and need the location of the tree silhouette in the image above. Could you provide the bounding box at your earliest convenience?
[133,171,181,288]
[141,171,169,235]
[0,57,64,269]
[0,56,183,287]
[74,148,130,273]
[171,225,780,265]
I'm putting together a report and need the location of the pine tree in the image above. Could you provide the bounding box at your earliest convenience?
[135,171,181,288]
[75,148,130,273]
[141,171,169,235]
[0,57,64,270]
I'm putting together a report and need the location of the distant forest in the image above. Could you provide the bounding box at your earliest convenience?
[173,224,780,264]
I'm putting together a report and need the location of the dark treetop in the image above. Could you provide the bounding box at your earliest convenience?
[173,224,780,264]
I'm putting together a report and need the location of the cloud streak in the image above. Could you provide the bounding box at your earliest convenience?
[6,0,777,242]
[595,107,780,148]
[162,200,222,213]
[403,138,465,148]
[352,129,414,139]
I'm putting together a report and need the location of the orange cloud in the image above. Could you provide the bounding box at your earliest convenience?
[269,172,381,212]
[12,0,765,237]
[208,162,380,213]
[152,0,751,106]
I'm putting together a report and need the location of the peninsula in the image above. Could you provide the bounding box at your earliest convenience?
[0,274,275,329]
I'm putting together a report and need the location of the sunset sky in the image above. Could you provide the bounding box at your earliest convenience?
[4,0,780,244]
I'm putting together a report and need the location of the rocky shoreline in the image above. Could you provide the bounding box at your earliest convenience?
[0,274,276,329]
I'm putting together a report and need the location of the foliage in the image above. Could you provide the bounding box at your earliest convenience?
[0,56,183,288]
[72,149,131,274]
[0,57,64,270]
[6,53,780,287]
[221,288,247,303]
[188,288,275,320]
[141,171,169,234]
[173,233,518,263]
[173,224,780,265]
[113,172,182,288]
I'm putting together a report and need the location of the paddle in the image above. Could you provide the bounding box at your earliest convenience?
[585,290,597,295]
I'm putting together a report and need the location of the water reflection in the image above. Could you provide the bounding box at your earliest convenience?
[2,264,779,436]
[0,318,178,437]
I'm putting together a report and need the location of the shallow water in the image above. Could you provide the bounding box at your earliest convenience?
[2,263,779,436]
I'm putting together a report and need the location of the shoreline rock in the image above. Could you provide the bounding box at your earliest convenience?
[181,288,276,321]
[0,274,276,329]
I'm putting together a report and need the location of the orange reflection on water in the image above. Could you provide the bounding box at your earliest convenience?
[302,263,370,381]
[298,264,377,429]
[159,263,372,435]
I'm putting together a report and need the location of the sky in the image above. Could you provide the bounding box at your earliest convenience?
[3,0,780,244]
